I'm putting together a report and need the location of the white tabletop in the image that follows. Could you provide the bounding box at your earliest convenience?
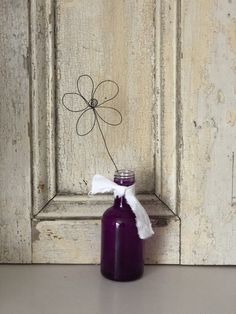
[0,265,235,314]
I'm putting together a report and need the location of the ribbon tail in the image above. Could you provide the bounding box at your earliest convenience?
[126,193,154,240]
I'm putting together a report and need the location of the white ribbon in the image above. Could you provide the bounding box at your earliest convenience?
[90,175,154,239]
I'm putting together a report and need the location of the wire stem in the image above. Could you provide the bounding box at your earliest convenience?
[94,111,118,171]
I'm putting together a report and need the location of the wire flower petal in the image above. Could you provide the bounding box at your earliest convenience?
[62,92,88,112]
[96,106,122,126]
[93,80,119,106]
[77,74,94,105]
[62,74,122,171]
[76,108,96,136]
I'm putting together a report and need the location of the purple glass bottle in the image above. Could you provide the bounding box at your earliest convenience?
[101,170,144,281]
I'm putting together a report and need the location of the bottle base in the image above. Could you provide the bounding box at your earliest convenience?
[101,269,143,282]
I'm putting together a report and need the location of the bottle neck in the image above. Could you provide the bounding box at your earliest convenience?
[114,195,129,208]
[113,169,135,209]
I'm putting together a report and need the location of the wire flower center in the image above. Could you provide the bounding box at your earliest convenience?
[89,98,98,108]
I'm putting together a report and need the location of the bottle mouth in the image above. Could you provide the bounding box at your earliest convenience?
[114,169,135,180]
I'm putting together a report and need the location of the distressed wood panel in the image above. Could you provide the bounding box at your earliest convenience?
[56,0,155,194]
[30,0,181,264]
[180,0,236,264]
[155,0,178,212]
[0,0,31,262]
[36,194,173,219]
[144,217,180,264]
[32,217,180,264]
[31,0,56,214]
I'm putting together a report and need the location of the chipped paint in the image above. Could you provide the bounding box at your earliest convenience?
[0,0,31,263]
[226,111,236,126]
[180,0,236,265]
[32,218,180,264]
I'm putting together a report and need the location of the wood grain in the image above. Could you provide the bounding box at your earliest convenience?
[180,0,236,264]
[0,0,31,262]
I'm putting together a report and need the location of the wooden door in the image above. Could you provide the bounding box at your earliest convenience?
[30,0,180,264]
[1,0,235,265]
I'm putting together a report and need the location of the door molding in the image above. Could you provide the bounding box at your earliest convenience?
[30,0,180,216]
[30,0,181,264]
[31,0,56,214]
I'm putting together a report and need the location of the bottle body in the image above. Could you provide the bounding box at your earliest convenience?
[101,170,144,281]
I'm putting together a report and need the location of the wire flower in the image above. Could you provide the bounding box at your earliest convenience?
[62,74,122,171]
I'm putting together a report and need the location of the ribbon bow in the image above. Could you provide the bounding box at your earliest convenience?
[90,175,154,239]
